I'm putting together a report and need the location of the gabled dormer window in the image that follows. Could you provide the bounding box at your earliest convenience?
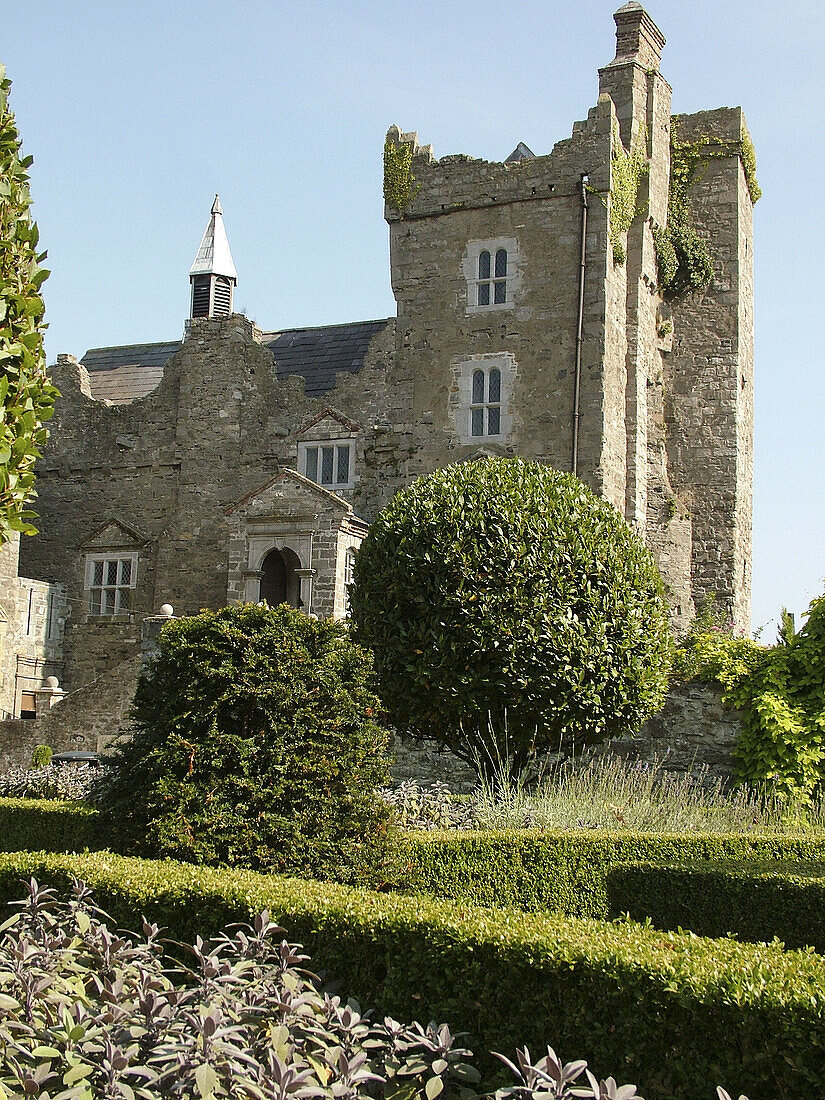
[85,553,137,617]
[299,440,354,491]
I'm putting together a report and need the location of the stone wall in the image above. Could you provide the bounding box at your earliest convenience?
[385,681,744,789]
[0,653,141,771]
[0,535,66,720]
[388,732,478,793]
[667,108,755,630]
[586,681,743,781]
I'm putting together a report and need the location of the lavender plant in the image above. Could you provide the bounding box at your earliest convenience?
[381,781,475,831]
[0,761,103,801]
[0,879,740,1099]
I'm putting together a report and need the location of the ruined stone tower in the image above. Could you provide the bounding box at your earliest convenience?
[14,2,755,716]
[384,0,754,632]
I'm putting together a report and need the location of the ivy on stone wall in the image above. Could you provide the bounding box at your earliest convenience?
[0,64,57,543]
[383,135,419,214]
[606,126,648,264]
[654,120,761,297]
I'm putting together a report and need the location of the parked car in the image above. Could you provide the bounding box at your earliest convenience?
[50,751,103,766]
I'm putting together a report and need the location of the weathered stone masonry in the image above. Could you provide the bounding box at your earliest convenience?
[11,4,755,771]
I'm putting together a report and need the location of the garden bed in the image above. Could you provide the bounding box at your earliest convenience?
[0,849,823,1099]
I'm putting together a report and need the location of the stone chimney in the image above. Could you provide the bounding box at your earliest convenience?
[610,1,666,71]
[598,2,671,225]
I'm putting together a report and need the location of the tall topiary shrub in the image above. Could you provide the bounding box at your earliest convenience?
[0,64,57,543]
[349,458,672,772]
[95,603,392,884]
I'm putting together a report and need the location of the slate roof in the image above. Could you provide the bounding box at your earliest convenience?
[78,318,390,405]
[261,319,390,397]
[81,342,182,405]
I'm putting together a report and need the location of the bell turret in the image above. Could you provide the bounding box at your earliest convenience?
[189,195,237,319]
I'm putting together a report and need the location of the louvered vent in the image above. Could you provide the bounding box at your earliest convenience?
[191,276,211,318]
[213,276,233,318]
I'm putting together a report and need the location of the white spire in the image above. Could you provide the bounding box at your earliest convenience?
[189,194,237,280]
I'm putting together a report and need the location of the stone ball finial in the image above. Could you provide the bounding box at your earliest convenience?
[44,676,60,690]
[160,603,174,617]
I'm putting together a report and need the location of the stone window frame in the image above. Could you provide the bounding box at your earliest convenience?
[470,364,503,438]
[463,237,520,314]
[343,547,357,616]
[452,353,515,444]
[84,551,138,618]
[298,439,355,491]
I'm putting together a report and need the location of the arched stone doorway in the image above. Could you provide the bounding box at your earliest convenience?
[259,547,302,608]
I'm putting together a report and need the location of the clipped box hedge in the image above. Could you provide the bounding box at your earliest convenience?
[0,797,103,853]
[0,851,824,1099]
[607,860,825,951]
[394,829,825,917]
[4,798,825,953]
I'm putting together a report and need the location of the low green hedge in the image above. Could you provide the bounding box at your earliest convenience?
[394,829,825,917]
[607,860,825,951]
[0,797,103,852]
[0,851,823,1099]
[5,799,825,954]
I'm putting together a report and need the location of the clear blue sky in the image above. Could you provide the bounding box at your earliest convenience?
[3,0,823,637]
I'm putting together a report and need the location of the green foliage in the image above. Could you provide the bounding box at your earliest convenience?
[0,877,488,1100]
[676,592,825,803]
[0,797,103,852]
[94,603,392,884]
[0,850,824,1097]
[607,859,825,952]
[740,131,762,204]
[606,126,648,264]
[350,458,672,772]
[30,743,52,769]
[0,65,58,543]
[654,131,714,296]
[655,119,760,297]
[777,606,796,646]
[392,829,825,921]
[384,135,420,213]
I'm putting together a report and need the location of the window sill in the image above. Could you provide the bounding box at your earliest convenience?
[466,301,514,315]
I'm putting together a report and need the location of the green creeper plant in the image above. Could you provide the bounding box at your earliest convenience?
[654,119,760,297]
[350,458,672,775]
[674,591,825,803]
[606,126,648,264]
[94,603,392,885]
[0,64,57,543]
[383,135,420,213]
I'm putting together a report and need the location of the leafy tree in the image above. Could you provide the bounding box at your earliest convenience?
[95,603,392,884]
[0,64,56,543]
[350,457,672,773]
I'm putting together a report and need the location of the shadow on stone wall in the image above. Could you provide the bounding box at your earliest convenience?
[0,654,141,770]
[386,681,744,789]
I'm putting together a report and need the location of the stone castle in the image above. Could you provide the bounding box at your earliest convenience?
[1,2,756,742]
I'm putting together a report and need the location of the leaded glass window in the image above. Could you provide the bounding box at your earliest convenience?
[85,554,138,617]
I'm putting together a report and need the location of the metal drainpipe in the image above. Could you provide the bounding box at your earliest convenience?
[572,172,589,477]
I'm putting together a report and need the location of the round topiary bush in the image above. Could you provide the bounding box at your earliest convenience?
[95,603,391,884]
[349,458,672,772]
